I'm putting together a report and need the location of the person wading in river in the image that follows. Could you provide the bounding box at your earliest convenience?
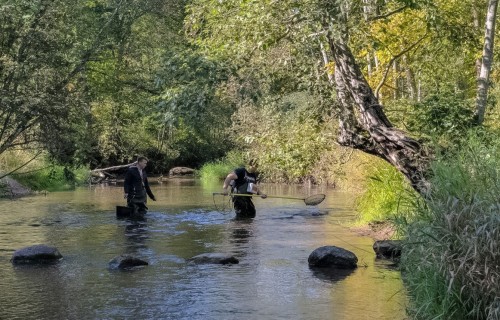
[222,159,267,219]
[124,156,156,215]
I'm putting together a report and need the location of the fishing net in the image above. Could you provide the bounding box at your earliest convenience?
[212,193,233,212]
[304,194,326,206]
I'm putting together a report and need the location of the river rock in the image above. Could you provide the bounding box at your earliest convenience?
[188,253,239,265]
[168,167,195,177]
[308,246,358,269]
[108,254,149,270]
[11,244,62,264]
[373,240,402,259]
[0,177,32,198]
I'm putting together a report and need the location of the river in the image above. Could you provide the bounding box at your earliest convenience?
[0,178,406,320]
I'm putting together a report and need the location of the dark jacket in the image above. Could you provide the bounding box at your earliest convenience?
[124,166,155,200]
[232,167,257,194]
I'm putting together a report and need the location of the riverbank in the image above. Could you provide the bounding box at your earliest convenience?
[351,221,396,241]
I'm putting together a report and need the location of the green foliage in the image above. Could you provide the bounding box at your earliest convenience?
[166,119,230,168]
[12,165,89,192]
[405,91,475,143]
[155,47,233,123]
[230,91,335,183]
[0,0,87,157]
[199,151,245,182]
[152,46,236,168]
[0,180,7,195]
[400,130,500,320]
[355,159,418,224]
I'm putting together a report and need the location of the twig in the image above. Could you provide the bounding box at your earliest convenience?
[375,34,428,99]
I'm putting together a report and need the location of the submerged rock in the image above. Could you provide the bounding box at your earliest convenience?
[373,240,402,259]
[188,253,239,265]
[108,254,149,270]
[11,244,62,264]
[308,246,358,269]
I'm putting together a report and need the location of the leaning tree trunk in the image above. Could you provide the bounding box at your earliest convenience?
[328,37,429,194]
[475,0,499,125]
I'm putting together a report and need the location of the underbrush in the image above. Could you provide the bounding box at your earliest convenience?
[199,151,245,183]
[400,132,500,319]
[0,151,89,192]
[355,157,418,225]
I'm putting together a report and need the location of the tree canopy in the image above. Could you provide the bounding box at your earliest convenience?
[1,0,499,183]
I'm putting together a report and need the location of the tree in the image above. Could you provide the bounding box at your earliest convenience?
[0,0,132,163]
[474,0,499,124]
[323,2,430,193]
[185,0,433,192]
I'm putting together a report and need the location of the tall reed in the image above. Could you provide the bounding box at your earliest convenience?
[401,132,500,319]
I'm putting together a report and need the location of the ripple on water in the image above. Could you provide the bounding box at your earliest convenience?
[0,186,407,320]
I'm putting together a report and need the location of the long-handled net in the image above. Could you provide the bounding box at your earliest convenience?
[212,193,326,206]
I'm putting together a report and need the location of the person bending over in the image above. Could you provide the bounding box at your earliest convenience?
[222,159,267,219]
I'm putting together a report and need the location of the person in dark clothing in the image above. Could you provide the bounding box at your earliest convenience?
[124,156,156,216]
[222,159,267,219]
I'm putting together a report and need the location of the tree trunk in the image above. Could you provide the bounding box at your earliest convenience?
[328,37,429,194]
[475,0,499,124]
[404,55,417,100]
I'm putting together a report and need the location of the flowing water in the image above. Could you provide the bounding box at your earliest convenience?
[0,179,406,320]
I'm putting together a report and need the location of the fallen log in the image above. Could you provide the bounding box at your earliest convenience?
[89,162,136,184]
[91,162,136,173]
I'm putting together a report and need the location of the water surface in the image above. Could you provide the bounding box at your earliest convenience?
[0,179,406,320]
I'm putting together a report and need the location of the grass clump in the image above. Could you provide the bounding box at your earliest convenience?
[355,157,418,225]
[400,131,500,320]
[12,166,89,192]
[199,151,245,183]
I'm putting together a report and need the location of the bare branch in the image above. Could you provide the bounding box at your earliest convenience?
[375,34,428,99]
[0,150,43,180]
[91,162,137,173]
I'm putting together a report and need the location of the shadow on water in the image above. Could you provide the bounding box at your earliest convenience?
[310,266,357,282]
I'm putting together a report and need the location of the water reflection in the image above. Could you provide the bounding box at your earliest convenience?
[124,221,149,253]
[310,266,357,282]
[0,182,407,320]
[227,219,254,258]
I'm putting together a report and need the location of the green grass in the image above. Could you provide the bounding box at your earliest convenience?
[399,131,500,320]
[199,151,245,183]
[12,165,89,192]
[0,151,90,192]
[355,159,418,225]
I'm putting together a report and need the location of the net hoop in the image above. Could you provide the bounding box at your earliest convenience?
[304,194,326,206]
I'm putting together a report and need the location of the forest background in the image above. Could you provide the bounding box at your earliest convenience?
[0,0,499,319]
